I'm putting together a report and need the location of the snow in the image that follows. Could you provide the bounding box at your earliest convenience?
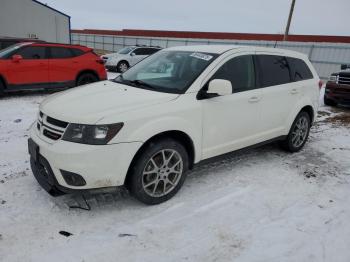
[1,81,350,262]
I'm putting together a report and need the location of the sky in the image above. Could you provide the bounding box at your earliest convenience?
[43,0,349,36]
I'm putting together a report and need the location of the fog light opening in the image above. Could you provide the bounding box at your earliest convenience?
[60,170,86,186]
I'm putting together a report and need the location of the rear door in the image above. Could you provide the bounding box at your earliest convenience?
[255,54,298,140]
[48,46,82,88]
[6,45,49,87]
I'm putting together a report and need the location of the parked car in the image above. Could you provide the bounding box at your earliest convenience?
[104,45,162,72]
[0,42,107,95]
[29,45,320,205]
[0,37,44,50]
[324,64,350,106]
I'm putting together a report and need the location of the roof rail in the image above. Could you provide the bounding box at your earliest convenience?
[135,44,162,48]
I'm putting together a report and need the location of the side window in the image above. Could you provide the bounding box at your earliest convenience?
[133,48,149,56]
[257,55,291,87]
[211,55,256,93]
[16,46,47,59]
[287,57,313,81]
[70,48,84,57]
[148,48,160,55]
[50,47,73,59]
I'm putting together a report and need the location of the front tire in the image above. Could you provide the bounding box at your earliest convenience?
[117,61,129,73]
[129,138,189,205]
[76,73,98,86]
[281,111,311,152]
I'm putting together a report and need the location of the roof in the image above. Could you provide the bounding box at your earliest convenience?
[71,29,350,44]
[166,45,308,58]
[166,45,240,54]
[32,0,70,18]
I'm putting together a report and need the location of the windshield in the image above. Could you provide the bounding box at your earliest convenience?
[118,47,135,54]
[0,43,29,58]
[112,50,218,94]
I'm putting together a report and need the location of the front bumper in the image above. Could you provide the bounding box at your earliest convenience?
[29,125,142,195]
[325,82,350,105]
[105,65,118,72]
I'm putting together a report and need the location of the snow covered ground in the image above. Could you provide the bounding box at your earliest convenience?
[0,79,350,262]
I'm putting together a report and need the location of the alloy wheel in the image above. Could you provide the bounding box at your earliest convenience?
[142,149,183,197]
[291,115,309,148]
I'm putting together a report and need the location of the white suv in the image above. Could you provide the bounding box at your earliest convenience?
[28,45,320,204]
[103,46,161,73]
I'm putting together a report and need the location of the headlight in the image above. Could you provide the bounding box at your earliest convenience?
[329,75,337,82]
[62,123,124,145]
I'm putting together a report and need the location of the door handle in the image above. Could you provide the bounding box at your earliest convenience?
[248,96,260,103]
[290,89,298,94]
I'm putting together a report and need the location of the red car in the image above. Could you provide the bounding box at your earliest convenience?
[0,42,107,95]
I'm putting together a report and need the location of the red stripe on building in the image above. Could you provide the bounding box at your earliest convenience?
[71,29,350,44]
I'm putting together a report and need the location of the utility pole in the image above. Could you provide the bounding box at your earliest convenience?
[284,0,296,41]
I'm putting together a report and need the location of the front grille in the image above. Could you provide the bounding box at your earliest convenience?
[333,87,350,94]
[46,116,68,128]
[43,129,61,140]
[37,113,68,141]
[338,73,350,85]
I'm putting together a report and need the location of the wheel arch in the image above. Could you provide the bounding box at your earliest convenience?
[124,130,196,187]
[300,105,315,123]
[75,69,99,85]
[285,103,316,135]
[118,60,129,67]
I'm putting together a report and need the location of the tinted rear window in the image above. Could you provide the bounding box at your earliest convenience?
[257,55,292,87]
[50,47,73,59]
[71,48,84,57]
[287,57,313,81]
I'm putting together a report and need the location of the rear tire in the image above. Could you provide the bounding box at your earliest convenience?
[324,96,337,107]
[76,73,98,86]
[281,111,311,152]
[129,138,189,205]
[117,61,129,73]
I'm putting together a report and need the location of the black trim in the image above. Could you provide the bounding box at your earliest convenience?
[197,135,287,166]
[46,116,68,128]
[6,81,75,92]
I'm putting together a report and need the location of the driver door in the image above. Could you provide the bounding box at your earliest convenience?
[129,48,149,66]
[201,54,263,159]
[6,45,49,87]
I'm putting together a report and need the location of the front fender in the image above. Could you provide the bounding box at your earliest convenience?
[125,116,202,163]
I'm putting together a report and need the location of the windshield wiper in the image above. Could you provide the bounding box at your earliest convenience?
[111,76,154,90]
[129,80,154,89]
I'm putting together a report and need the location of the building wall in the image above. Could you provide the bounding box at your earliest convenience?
[0,0,70,43]
[72,30,350,80]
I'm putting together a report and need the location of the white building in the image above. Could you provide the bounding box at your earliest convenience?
[0,0,70,43]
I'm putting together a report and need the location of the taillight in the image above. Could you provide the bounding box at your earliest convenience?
[318,80,323,90]
[96,58,104,64]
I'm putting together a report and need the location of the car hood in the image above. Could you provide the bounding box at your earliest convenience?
[40,81,179,124]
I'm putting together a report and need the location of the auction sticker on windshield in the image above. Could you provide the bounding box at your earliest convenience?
[190,52,213,61]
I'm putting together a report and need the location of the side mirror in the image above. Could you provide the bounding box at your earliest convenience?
[341,64,349,70]
[207,79,232,96]
[12,54,23,62]
[130,52,136,56]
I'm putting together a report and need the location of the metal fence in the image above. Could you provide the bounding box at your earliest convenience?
[72,33,350,80]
